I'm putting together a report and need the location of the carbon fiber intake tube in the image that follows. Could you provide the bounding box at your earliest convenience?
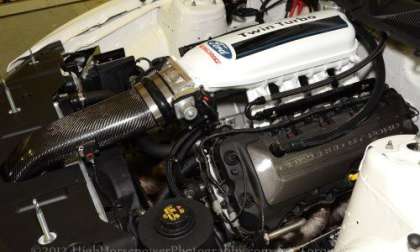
[4,58,194,182]
[5,88,157,182]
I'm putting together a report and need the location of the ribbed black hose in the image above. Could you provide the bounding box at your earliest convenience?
[4,88,157,182]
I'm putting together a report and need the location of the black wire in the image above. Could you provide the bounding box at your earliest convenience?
[229,162,248,223]
[256,0,273,23]
[265,0,287,11]
[166,127,203,196]
[269,32,386,103]
[284,0,293,17]
[284,27,387,152]
[166,117,209,197]
[245,30,387,148]
[135,57,152,72]
[228,0,286,23]
[204,142,228,195]
[248,78,374,121]
[202,96,369,153]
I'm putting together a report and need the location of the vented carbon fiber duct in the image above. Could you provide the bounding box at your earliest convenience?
[5,88,157,182]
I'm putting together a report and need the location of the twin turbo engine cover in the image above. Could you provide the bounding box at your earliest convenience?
[180,10,358,91]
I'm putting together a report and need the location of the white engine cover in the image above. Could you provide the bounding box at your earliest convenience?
[336,135,420,252]
[179,10,358,92]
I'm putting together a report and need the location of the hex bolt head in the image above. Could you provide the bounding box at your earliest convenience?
[183,106,198,121]
[385,140,394,150]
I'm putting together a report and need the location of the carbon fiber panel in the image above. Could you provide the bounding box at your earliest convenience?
[5,88,156,182]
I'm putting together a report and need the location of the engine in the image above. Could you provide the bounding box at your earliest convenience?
[215,89,416,232]
[0,7,419,252]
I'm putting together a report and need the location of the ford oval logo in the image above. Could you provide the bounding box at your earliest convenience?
[207,40,232,59]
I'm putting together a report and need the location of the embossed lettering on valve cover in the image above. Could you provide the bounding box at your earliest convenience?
[282,123,402,170]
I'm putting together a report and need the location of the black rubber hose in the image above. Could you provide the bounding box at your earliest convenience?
[244,29,387,120]
[177,129,203,161]
[4,88,157,182]
[136,135,172,159]
[285,25,387,152]
[83,90,115,106]
[167,127,203,196]
[157,156,198,201]
[266,30,387,103]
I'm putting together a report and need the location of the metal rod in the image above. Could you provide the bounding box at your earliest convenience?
[78,160,109,223]
[33,199,57,245]
[1,78,21,114]
[264,219,307,243]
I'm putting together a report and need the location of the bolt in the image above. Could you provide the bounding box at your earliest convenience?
[224,151,239,166]
[29,49,39,65]
[386,140,394,150]
[230,167,239,176]
[199,184,206,191]
[184,189,195,199]
[33,199,57,245]
[183,106,198,121]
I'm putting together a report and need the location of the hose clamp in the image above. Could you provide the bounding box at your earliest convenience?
[159,58,197,100]
[135,85,165,126]
[134,58,198,125]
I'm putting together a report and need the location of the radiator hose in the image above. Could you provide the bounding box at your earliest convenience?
[4,58,188,182]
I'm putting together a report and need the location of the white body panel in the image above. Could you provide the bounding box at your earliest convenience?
[383,46,420,128]
[179,10,358,92]
[336,135,420,252]
[159,0,227,50]
[7,0,227,73]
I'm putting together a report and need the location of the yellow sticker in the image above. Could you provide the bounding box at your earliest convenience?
[348,173,359,182]
[162,204,185,222]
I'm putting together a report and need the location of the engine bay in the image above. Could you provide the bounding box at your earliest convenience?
[1,0,420,251]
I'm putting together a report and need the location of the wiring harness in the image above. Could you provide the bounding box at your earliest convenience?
[224,0,320,23]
